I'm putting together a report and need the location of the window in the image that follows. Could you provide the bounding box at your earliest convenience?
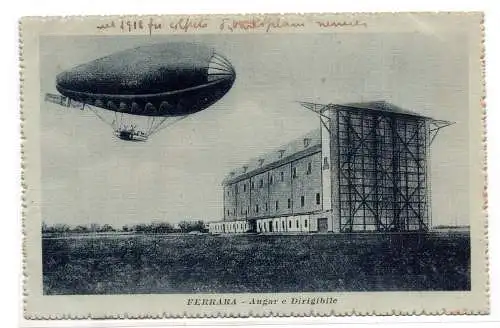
[275,200,279,210]
[269,175,273,185]
[288,198,291,209]
[307,162,312,174]
[256,204,259,213]
[265,202,268,211]
[227,209,229,216]
[323,157,329,169]
[289,221,292,228]
[244,184,247,192]
[301,195,305,207]
[305,219,308,228]
[227,190,230,196]
[275,221,278,229]
[259,179,263,188]
[233,208,236,216]
[316,193,321,205]
[282,221,285,229]
[292,167,297,178]
[281,171,284,182]
[235,185,238,193]
[296,220,299,228]
[251,181,254,189]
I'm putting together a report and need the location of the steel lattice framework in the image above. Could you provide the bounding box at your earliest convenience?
[300,101,453,232]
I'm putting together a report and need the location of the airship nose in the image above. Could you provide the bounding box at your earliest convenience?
[207,52,236,83]
[56,70,73,91]
[56,67,97,94]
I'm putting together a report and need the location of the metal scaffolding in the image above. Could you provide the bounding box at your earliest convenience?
[300,101,453,232]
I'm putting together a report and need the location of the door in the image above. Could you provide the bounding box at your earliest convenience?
[248,219,257,233]
[318,218,328,232]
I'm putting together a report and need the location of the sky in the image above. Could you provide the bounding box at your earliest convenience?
[40,31,471,227]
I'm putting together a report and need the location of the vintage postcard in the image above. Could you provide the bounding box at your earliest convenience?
[20,12,487,319]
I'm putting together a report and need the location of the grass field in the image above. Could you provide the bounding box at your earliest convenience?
[42,232,470,294]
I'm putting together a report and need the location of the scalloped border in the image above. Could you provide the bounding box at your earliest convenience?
[19,11,489,319]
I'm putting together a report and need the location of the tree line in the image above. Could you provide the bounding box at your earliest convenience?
[42,220,208,234]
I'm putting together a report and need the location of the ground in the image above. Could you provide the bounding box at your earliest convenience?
[42,232,470,295]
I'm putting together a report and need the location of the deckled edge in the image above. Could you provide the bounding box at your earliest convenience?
[480,10,490,316]
[19,16,29,321]
[19,11,489,319]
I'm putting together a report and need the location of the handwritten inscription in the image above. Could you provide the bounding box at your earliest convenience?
[219,17,304,33]
[96,21,116,30]
[170,17,208,32]
[120,19,162,35]
[97,17,368,34]
[315,19,367,28]
[97,18,162,35]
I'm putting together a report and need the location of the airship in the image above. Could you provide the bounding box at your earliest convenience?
[48,42,236,141]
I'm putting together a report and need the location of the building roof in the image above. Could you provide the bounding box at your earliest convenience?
[336,101,433,119]
[222,129,322,185]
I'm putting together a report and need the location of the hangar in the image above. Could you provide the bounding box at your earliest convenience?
[209,101,453,234]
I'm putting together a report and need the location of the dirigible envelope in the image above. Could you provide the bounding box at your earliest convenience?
[54,42,236,140]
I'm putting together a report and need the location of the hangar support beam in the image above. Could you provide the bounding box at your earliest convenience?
[299,100,454,233]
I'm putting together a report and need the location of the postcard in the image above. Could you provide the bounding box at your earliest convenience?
[20,12,487,318]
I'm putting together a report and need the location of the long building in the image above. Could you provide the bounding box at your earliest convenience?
[209,101,453,234]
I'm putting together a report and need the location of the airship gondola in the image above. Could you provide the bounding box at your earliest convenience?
[48,42,236,141]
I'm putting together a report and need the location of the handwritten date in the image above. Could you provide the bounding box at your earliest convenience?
[97,18,162,35]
